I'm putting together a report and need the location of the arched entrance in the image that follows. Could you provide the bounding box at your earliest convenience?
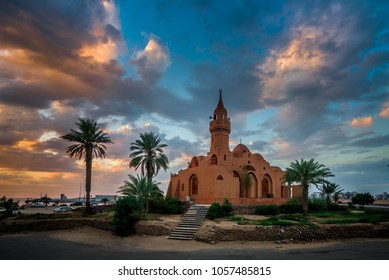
[189,175,199,197]
[247,172,258,198]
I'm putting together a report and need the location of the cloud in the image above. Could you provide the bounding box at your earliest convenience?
[130,34,172,83]
[380,102,389,118]
[350,116,373,128]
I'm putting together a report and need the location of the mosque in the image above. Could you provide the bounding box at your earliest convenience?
[166,90,301,205]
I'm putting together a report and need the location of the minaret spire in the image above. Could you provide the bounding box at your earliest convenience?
[209,88,231,154]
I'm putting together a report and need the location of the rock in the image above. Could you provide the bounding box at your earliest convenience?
[280,229,285,234]
[209,240,216,244]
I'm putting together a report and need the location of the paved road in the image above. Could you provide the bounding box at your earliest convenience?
[1,231,388,260]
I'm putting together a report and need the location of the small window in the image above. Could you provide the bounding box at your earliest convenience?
[211,154,218,165]
[217,175,223,180]
[181,184,184,191]
[224,154,226,161]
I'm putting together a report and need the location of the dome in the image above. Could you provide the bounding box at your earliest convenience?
[233,144,250,157]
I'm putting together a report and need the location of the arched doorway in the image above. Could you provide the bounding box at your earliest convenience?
[247,173,258,198]
[189,175,199,197]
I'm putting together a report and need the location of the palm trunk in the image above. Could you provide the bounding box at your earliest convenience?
[302,185,309,217]
[326,194,331,209]
[85,147,92,213]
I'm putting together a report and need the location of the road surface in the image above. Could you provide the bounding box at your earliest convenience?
[0,230,388,260]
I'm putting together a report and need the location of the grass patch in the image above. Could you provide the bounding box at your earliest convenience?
[321,218,360,224]
[256,217,294,226]
[278,214,304,221]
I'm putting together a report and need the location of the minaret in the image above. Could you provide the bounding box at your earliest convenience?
[209,89,231,154]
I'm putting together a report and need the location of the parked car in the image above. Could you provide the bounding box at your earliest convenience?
[0,209,20,221]
[53,206,74,213]
[91,202,99,207]
[30,203,45,208]
[70,202,83,206]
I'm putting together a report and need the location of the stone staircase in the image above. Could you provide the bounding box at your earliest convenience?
[167,204,210,240]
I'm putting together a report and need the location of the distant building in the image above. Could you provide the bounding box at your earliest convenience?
[166,90,301,205]
[94,195,117,203]
[60,194,67,201]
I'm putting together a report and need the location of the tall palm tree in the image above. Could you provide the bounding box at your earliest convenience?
[317,182,343,208]
[61,118,113,213]
[129,132,169,181]
[118,174,163,213]
[282,159,334,216]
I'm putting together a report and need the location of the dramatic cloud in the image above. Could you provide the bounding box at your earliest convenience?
[130,34,172,83]
[0,0,388,198]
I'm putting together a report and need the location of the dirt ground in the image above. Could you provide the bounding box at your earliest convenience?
[47,226,358,252]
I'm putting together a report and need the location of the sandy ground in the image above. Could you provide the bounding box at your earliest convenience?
[46,226,356,252]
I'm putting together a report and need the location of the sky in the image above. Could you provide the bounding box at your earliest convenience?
[0,0,388,199]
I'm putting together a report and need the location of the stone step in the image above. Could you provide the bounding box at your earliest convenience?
[167,204,210,240]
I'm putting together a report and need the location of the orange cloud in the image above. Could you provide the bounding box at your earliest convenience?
[258,26,329,100]
[350,116,373,128]
[379,102,389,118]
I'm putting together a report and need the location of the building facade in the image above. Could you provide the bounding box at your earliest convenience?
[166,91,300,205]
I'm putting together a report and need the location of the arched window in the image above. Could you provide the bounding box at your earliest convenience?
[224,154,226,161]
[262,178,269,195]
[217,175,223,180]
[190,157,199,168]
[261,175,273,198]
[211,154,218,165]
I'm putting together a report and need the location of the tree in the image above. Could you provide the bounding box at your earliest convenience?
[101,198,109,205]
[113,196,141,236]
[282,159,334,216]
[61,119,113,213]
[118,174,163,213]
[129,132,169,181]
[351,193,375,207]
[317,182,344,208]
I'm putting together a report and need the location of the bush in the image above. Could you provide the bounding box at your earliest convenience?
[207,202,221,220]
[280,198,303,214]
[150,197,183,214]
[113,196,141,237]
[207,199,234,220]
[220,198,234,217]
[308,198,327,211]
[351,193,375,207]
[255,204,281,216]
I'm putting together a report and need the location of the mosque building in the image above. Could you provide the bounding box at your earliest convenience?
[166,90,301,205]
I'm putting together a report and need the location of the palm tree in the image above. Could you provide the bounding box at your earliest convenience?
[317,182,343,208]
[118,174,163,213]
[129,132,169,181]
[101,197,109,205]
[61,118,113,213]
[282,159,334,216]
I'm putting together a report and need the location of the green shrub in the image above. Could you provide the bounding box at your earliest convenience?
[207,202,221,220]
[308,198,327,211]
[255,204,280,215]
[220,198,234,217]
[150,197,183,214]
[327,203,347,211]
[113,196,141,237]
[207,199,234,220]
[351,193,375,207]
